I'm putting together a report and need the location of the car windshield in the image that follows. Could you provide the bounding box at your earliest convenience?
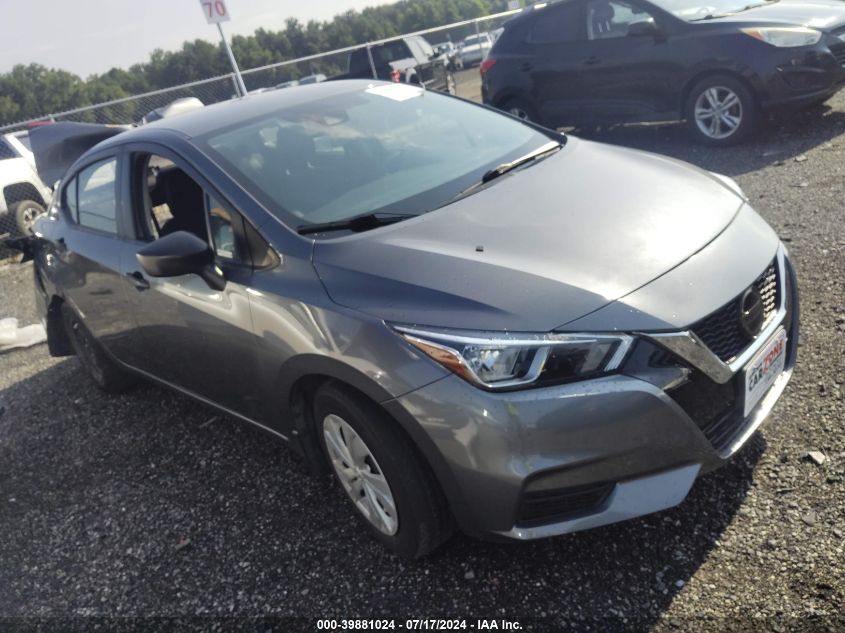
[649,0,775,20]
[198,84,553,232]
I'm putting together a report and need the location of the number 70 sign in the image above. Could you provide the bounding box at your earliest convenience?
[199,0,231,24]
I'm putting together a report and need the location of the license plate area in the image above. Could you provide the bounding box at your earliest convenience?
[743,328,787,418]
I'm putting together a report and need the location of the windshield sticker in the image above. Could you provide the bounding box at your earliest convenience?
[365,83,424,101]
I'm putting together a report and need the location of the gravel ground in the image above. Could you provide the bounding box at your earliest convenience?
[1,91,844,632]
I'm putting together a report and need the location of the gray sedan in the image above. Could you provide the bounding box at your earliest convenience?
[27,80,797,557]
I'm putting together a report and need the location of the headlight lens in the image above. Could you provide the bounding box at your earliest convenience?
[741,27,822,47]
[393,326,633,390]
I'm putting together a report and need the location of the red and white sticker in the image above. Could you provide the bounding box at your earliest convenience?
[743,328,787,417]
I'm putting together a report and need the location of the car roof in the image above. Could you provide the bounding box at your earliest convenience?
[98,79,381,148]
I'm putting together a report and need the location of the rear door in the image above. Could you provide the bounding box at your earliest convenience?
[50,153,141,362]
[523,0,589,125]
[578,0,682,120]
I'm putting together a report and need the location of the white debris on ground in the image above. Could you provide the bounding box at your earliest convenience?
[0,317,46,353]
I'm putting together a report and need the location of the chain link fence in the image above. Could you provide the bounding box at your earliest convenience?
[0,9,521,259]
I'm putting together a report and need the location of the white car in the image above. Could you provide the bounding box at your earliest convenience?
[0,130,52,236]
[460,32,494,67]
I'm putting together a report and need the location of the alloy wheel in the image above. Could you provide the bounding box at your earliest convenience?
[323,413,398,535]
[694,86,743,140]
[509,106,531,121]
[20,206,40,228]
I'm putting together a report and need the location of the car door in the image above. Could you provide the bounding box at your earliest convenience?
[118,148,264,419]
[523,0,589,126]
[579,0,683,121]
[50,153,141,363]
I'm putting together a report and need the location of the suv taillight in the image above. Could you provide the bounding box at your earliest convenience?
[479,58,497,76]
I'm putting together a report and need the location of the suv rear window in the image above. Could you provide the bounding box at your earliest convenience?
[0,139,18,161]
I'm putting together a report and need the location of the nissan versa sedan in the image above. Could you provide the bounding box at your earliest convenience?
[26,81,798,557]
[481,0,845,145]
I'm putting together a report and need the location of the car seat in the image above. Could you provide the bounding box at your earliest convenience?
[590,2,616,39]
[156,168,208,241]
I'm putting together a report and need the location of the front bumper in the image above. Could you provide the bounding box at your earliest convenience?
[758,33,845,110]
[385,248,799,539]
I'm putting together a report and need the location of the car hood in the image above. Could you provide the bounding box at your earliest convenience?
[703,0,845,29]
[312,137,745,333]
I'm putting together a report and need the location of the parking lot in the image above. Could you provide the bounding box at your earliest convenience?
[1,86,844,631]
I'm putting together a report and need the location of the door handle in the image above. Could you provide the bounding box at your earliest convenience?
[583,56,601,65]
[125,271,150,291]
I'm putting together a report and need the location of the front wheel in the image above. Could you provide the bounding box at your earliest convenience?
[501,97,542,126]
[314,383,453,558]
[685,75,760,146]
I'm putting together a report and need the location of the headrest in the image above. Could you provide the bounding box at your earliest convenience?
[593,3,615,21]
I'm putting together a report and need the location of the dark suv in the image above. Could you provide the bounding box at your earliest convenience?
[481,0,845,145]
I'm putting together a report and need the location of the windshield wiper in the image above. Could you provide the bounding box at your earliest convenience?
[297,212,416,235]
[690,0,777,20]
[440,140,563,208]
[481,140,562,184]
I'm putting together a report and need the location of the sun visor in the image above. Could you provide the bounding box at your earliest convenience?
[29,122,126,186]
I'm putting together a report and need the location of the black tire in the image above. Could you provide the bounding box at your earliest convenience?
[501,97,543,126]
[684,75,760,146]
[313,382,453,558]
[61,303,137,394]
[13,199,46,235]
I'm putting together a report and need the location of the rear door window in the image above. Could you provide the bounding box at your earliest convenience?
[76,158,119,234]
[528,3,586,43]
[586,0,655,40]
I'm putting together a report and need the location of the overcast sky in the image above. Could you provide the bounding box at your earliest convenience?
[0,0,395,77]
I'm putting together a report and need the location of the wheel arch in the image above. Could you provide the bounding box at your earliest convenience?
[491,89,531,112]
[276,355,469,527]
[679,68,761,118]
[3,182,46,209]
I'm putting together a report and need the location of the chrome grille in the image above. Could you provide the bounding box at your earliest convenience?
[691,261,779,363]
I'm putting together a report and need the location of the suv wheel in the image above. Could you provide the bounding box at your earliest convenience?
[62,304,138,394]
[313,383,453,558]
[502,98,542,125]
[685,75,759,146]
[13,199,46,235]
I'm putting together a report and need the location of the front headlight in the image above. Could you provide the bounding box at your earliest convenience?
[741,27,822,47]
[393,326,633,390]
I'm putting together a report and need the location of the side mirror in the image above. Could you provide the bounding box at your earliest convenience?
[136,231,226,291]
[627,18,660,37]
